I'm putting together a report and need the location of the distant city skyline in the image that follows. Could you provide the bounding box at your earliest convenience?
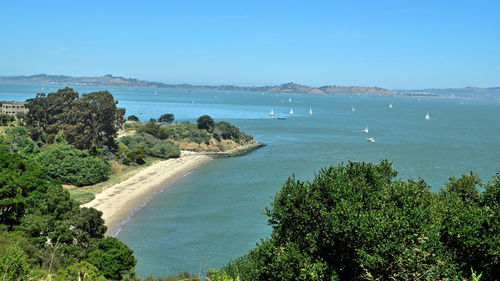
[1,0,499,89]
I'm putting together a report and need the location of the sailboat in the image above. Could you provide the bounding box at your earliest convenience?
[154,90,157,95]
[288,98,292,102]
[366,137,375,143]
[362,126,369,133]
[290,108,294,116]
[425,112,431,120]
[269,109,274,117]
[389,104,393,109]
[191,99,195,104]
[352,106,356,112]
[278,113,286,120]
[309,107,313,115]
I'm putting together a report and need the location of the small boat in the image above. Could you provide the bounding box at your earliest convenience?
[154,90,157,95]
[366,137,375,143]
[288,98,292,102]
[362,126,369,133]
[278,114,286,120]
[290,108,294,116]
[389,104,393,108]
[425,112,431,120]
[352,106,356,112]
[309,107,313,115]
[269,109,274,117]
[192,99,195,104]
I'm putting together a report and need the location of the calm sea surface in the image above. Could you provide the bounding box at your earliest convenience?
[1,83,499,277]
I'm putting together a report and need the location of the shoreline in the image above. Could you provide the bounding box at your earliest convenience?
[81,141,263,236]
[82,153,212,235]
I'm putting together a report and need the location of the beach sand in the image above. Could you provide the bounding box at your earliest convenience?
[82,153,212,235]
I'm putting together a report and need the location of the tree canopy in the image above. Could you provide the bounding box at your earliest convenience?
[25,87,124,150]
[0,147,136,280]
[213,161,499,281]
[197,115,215,131]
[158,113,175,123]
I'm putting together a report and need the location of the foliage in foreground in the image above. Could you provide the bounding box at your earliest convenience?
[0,148,136,280]
[211,161,499,281]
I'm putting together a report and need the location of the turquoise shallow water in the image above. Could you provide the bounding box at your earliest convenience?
[1,83,499,277]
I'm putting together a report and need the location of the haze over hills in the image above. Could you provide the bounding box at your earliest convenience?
[0,74,499,99]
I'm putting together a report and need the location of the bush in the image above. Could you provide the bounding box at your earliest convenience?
[29,143,110,186]
[219,161,500,281]
[137,120,161,138]
[4,126,40,155]
[54,261,107,281]
[197,115,215,131]
[158,113,175,123]
[127,115,139,121]
[0,114,15,126]
[86,237,136,280]
[119,133,180,159]
[0,245,30,281]
[149,141,181,158]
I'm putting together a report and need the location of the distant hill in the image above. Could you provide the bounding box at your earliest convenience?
[0,74,395,95]
[0,74,167,88]
[1,74,498,99]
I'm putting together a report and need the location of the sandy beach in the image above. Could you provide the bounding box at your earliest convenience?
[82,153,212,235]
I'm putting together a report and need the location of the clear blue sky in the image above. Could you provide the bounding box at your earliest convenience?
[1,0,499,89]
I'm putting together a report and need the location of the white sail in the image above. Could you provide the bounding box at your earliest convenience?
[425,112,431,120]
[290,108,294,116]
[309,107,313,115]
[269,109,274,116]
[362,126,369,133]
[389,104,392,108]
[352,106,355,112]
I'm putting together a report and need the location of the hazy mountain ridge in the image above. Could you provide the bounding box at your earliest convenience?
[0,74,393,95]
[1,74,498,99]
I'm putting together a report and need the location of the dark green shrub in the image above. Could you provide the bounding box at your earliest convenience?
[158,113,175,123]
[219,161,499,281]
[86,237,136,280]
[29,143,110,186]
[127,115,139,121]
[119,133,180,159]
[197,115,214,131]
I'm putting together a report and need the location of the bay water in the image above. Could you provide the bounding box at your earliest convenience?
[1,83,499,277]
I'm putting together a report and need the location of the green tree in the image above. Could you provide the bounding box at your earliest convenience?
[54,261,107,281]
[25,87,124,150]
[29,143,110,186]
[0,114,15,126]
[86,237,136,280]
[0,150,50,227]
[81,91,123,149]
[4,126,40,155]
[220,161,480,280]
[15,111,26,125]
[127,115,139,121]
[197,115,215,131]
[0,245,30,281]
[158,113,175,123]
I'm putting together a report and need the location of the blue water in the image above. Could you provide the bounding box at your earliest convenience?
[1,82,499,278]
